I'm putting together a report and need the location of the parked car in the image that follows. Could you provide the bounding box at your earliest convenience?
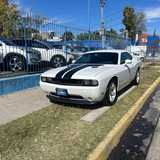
[88,46,102,51]
[132,52,145,62]
[0,37,41,72]
[40,50,141,105]
[50,43,74,52]
[12,39,74,68]
[51,43,85,60]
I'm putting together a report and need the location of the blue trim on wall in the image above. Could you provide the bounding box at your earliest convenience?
[0,74,41,96]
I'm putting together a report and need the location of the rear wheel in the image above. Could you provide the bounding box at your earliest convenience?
[51,55,66,68]
[102,79,117,106]
[8,55,24,72]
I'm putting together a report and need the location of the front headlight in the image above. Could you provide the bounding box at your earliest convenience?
[41,77,47,82]
[41,77,52,83]
[83,80,99,86]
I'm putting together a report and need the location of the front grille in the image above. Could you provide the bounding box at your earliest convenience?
[50,92,84,99]
[49,78,83,86]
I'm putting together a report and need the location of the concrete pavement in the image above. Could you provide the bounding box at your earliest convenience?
[145,89,160,160]
[0,87,52,125]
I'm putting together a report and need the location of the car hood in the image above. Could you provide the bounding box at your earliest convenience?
[41,64,115,79]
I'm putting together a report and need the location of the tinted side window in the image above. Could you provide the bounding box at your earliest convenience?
[13,40,25,46]
[53,45,62,49]
[121,52,132,64]
[31,41,47,49]
[27,40,32,47]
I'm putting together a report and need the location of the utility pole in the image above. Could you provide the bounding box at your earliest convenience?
[88,0,90,51]
[100,0,106,49]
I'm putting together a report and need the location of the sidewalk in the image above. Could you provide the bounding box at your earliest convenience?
[146,88,160,160]
[0,87,51,125]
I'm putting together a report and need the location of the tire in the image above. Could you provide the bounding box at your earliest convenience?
[140,57,144,62]
[102,79,117,106]
[51,55,66,68]
[133,70,140,85]
[8,55,24,72]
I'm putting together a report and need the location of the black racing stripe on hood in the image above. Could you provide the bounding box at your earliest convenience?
[63,64,101,79]
[55,65,81,79]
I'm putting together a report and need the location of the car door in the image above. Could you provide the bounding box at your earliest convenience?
[118,52,134,90]
[29,40,50,61]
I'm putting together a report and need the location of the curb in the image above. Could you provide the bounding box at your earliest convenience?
[0,74,41,96]
[88,76,160,160]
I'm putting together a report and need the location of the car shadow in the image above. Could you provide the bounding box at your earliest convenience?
[48,83,135,110]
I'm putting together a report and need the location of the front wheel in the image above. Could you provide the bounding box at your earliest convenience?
[8,55,24,72]
[102,79,117,106]
[51,55,66,68]
[133,70,140,85]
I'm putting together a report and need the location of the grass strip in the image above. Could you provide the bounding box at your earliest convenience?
[0,63,160,160]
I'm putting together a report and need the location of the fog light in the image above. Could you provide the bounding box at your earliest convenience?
[87,97,93,101]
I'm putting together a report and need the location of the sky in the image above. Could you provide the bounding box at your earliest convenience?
[10,0,160,35]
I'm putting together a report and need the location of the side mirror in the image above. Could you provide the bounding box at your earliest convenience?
[125,59,132,64]
[72,60,76,64]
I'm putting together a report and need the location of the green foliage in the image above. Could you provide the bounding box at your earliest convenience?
[76,30,101,41]
[122,6,147,41]
[76,32,88,41]
[122,5,136,41]
[0,0,21,39]
[0,0,48,40]
[61,31,75,41]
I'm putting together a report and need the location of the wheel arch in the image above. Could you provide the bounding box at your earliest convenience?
[108,76,118,87]
[50,54,66,68]
[4,52,26,63]
[50,54,66,62]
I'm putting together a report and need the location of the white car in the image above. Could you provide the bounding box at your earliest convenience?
[12,39,74,68]
[40,50,141,105]
[0,37,41,72]
[132,52,145,62]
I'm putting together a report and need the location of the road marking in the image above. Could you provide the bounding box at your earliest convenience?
[80,86,136,123]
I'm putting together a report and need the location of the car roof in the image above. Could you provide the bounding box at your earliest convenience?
[86,49,131,54]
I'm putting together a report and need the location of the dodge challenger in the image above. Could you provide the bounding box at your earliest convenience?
[40,50,141,105]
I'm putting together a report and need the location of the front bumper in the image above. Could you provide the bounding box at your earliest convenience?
[28,54,41,65]
[40,81,105,105]
[46,94,98,105]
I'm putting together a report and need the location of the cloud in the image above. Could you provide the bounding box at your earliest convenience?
[144,7,160,19]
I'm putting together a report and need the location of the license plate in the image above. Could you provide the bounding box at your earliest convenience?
[56,89,67,96]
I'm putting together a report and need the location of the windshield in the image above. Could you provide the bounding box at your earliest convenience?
[74,52,118,65]
[0,37,16,46]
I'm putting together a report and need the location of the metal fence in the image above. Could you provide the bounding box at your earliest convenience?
[0,8,131,77]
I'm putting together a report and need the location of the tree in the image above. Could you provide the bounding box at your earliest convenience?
[61,31,75,41]
[76,32,88,41]
[0,0,21,39]
[122,5,136,41]
[147,38,160,57]
[76,30,102,41]
[135,12,147,41]
[0,0,48,40]
[153,28,157,36]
